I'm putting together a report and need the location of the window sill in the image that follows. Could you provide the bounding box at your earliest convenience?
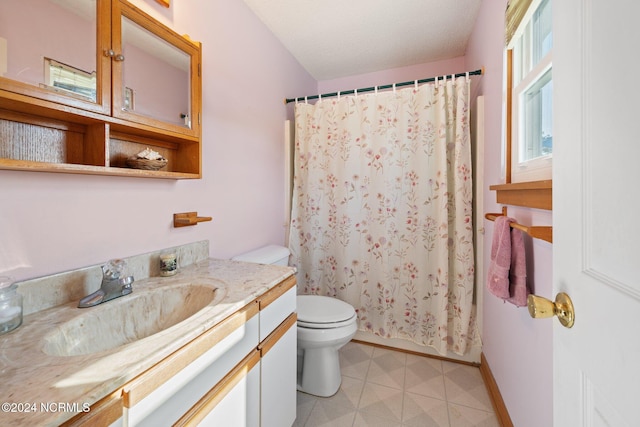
[489,180,552,210]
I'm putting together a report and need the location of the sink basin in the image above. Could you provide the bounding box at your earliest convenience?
[42,284,219,357]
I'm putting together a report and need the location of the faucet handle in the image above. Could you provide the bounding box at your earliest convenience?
[103,259,127,279]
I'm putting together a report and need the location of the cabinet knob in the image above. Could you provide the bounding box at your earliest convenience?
[114,54,125,62]
[104,49,115,57]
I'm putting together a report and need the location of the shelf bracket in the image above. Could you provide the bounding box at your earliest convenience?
[173,212,212,228]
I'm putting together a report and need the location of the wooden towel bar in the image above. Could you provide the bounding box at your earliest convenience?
[485,210,552,243]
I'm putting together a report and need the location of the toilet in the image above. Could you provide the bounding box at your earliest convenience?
[232,245,358,397]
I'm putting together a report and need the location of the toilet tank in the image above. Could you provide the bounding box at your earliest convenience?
[232,245,290,266]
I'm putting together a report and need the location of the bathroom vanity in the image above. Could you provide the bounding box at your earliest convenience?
[0,247,297,427]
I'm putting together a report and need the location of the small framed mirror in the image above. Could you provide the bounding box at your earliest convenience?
[119,15,191,128]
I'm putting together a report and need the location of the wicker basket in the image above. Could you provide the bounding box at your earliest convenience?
[126,157,168,171]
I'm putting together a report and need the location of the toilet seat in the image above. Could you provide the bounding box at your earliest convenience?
[297,295,356,329]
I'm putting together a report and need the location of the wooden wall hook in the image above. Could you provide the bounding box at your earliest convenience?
[173,212,213,228]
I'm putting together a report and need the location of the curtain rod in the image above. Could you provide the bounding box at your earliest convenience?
[284,68,483,104]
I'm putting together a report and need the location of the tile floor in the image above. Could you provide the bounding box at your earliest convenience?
[294,341,499,427]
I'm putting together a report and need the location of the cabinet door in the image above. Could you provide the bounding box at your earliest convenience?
[111,0,201,138]
[260,315,297,427]
[0,0,111,114]
[193,354,261,427]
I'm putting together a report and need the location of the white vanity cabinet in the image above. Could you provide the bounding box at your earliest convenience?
[64,276,298,427]
[193,278,298,427]
[123,303,261,426]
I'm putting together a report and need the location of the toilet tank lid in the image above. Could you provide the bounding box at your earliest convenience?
[232,245,290,264]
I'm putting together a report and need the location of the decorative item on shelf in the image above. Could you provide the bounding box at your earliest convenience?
[173,212,213,228]
[126,147,168,171]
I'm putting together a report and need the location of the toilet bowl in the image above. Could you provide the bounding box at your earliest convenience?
[296,295,357,397]
[232,245,358,397]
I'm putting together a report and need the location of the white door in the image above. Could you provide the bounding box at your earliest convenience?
[554,0,640,425]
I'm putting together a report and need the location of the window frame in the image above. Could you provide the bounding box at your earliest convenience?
[507,0,552,184]
[495,0,553,210]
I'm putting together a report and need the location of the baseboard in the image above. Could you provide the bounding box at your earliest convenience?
[351,339,479,367]
[480,353,514,427]
[352,330,482,364]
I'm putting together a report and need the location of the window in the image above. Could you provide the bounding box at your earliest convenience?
[506,0,552,183]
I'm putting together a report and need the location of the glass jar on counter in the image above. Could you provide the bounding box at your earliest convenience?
[0,276,22,335]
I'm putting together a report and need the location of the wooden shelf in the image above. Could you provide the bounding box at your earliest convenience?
[489,180,552,210]
[0,158,200,179]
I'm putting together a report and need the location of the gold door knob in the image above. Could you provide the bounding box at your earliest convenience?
[527,292,575,328]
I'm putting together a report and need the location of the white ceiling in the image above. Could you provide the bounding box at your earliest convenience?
[242,0,483,81]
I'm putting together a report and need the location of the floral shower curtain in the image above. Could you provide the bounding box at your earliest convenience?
[288,76,476,355]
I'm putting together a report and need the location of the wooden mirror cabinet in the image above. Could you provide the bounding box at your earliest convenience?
[0,0,202,179]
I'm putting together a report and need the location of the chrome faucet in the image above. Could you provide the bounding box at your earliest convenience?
[78,259,134,308]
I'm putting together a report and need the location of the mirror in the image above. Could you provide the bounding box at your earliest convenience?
[0,0,97,101]
[121,16,191,128]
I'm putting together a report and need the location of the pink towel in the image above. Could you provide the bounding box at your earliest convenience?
[486,216,530,306]
[487,216,513,299]
[507,227,529,307]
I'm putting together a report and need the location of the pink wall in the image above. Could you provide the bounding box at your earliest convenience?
[0,0,316,281]
[465,1,553,426]
[318,57,467,94]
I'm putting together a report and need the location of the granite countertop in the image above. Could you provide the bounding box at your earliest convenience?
[0,258,295,427]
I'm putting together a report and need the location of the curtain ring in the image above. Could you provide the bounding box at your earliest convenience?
[374,86,378,95]
[354,89,358,98]
[414,80,418,90]
[318,93,322,102]
[393,83,396,94]
[304,96,308,104]
[337,91,341,100]
[465,71,470,82]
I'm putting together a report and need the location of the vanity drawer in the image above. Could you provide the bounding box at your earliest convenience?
[258,276,296,340]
